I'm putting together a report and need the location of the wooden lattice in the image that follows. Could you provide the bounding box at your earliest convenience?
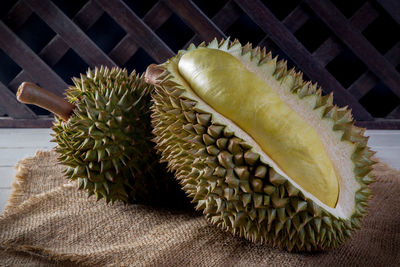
[0,0,399,128]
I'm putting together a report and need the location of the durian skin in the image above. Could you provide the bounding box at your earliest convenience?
[52,66,186,205]
[150,39,376,251]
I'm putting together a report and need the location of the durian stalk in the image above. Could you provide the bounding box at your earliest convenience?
[145,64,164,86]
[16,82,74,121]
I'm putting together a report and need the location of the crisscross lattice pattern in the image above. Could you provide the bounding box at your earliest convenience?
[0,0,399,128]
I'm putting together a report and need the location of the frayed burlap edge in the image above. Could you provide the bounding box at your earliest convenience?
[2,151,51,216]
[0,150,81,266]
[1,150,73,218]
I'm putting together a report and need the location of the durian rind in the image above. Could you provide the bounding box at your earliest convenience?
[151,39,375,251]
[53,67,177,204]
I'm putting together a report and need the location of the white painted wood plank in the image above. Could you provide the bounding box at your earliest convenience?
[0,129,54,213]
[0,167,15,188]
[366,130,400,147]
[373,147,400,171]
[0,128,53,148]
[0,188,12,213]
[0,148,50,166]
[0,128,52,134]
[366,130,400,135]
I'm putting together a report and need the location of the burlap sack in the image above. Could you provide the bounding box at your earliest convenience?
[0,150,399,266]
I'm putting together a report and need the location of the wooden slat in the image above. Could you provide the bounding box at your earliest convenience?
[350,2,379,30]
[0,0,398,129]
[373,147,400,170]
[0,82,36,119]
[347,73,379,100]
[312,1,379,67]
[366,129,400,147]
[0,118,53,128]
[3,0,32,30]
[234,0,373,120]
[108,36,139,66]
[186,0,241,47]
[96,0,174,63]
[356,120,400,130]
[388,106,400,119]
[0,128,53,148]
[38,36,70,67]
[212,1,242,31]
[0,148,53,166]
[305,0,400,99]
[312,38,342,66]
[259,4,309,53]
[145,1,172,30]
[348,42,400,99]
[0,105,6,117]
[0,21,67,96]
[26,0,116,67]
[7,0,103,90]
[109,1,173,66]
[7,71,35,94]
[0,189,12,212]
[283,4,308,33]
[0,167,14,188]
[308,2,399,105]
[376,0,400,24]
[384,42,400,65]
[164,0,226,42]
[73,0,104,31]
[38,0,104,67]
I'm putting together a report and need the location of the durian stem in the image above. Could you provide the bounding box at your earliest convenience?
[16,82,75,121]
[145,64,164,86]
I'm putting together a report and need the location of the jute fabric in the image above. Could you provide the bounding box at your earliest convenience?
[0,150,399,266]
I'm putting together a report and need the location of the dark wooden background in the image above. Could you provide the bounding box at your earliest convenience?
[0,0,399,128]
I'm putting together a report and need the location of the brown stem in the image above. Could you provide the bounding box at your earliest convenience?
[145,64,164,86]
[16,82,75,121]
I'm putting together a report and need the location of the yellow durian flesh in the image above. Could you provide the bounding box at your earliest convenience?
[178,48,339,208]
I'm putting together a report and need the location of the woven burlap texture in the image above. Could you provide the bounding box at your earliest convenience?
[0,150,399,266]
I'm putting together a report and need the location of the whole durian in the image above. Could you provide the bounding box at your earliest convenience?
[52,66,185,205]
[149,39,375,251]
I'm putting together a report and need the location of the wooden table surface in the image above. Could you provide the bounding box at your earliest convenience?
[1,128,399,212]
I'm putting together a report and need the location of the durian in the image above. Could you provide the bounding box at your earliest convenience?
[18,67,186,205]
[149,39,375,251]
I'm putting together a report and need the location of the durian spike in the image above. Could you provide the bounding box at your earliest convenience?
[145,64,163,86]
[16,82,75,121]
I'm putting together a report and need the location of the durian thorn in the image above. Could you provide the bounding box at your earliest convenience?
[17,82,75,121]
[144,64,164,86]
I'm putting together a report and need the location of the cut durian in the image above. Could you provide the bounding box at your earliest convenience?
[150,39,375,251]
[179,48,338,208]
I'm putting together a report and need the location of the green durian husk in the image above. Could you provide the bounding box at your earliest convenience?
[52,66,188,206]
[150,39,376,251]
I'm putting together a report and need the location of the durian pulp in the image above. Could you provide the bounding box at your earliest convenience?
[178,48,339,208]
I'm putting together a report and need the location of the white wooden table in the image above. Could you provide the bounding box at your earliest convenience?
[1,129,399,212]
